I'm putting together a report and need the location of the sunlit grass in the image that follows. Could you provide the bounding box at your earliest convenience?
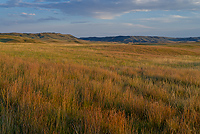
[0,41,200,133]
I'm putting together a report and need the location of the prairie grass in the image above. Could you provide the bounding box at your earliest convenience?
[0,42,200,133]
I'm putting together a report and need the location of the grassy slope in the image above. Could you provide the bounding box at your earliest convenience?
[0,35,41,43]
[80,36,200,44]
[0,33,83,43]
[0,41,200,133]
[80,36,174,43]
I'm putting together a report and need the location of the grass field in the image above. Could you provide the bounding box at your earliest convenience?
[0,41,200,133]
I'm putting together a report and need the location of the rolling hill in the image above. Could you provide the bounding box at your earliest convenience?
[1,33,200,44]
[80,36,200,44]
[0,33,83,43]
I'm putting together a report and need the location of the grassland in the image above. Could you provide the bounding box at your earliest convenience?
[0,40,200,133]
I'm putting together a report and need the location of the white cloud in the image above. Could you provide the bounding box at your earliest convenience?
[140,15,189,23]
[21,12,36,16]
[29,13,36,15]
[171,15,188,19]
[94,12,122,19]
[21,12,27,15]
[122,23,153,29]
[192,0,200,4]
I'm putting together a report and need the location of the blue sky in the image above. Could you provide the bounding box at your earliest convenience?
[0,0,200,37]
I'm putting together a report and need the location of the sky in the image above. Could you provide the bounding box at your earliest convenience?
[0,0,200,37]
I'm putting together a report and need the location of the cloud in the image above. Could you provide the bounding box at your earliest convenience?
[20,12,36,18]
[122,23,153,29]
[139,15,189,23]
[21,12,36,16]
[93,12,122,19]
[171,15,188,19]
[1,0,200,19]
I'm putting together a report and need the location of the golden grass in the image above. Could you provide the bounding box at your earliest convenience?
[0,42,200,133]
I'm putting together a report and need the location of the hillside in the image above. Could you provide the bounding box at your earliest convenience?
[0,33,83,43]
[0,35,41,43]
[80,36,200,44]
[1,33,200,44]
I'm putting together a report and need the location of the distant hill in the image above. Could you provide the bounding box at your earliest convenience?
[80,36,200,44]
[0,33,83,43]
[1,33,200,44]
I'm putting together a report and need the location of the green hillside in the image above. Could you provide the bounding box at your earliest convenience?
[81,36,200,44]
[1,33,200,44]
[0,33,83,43]
[0,35,41,43]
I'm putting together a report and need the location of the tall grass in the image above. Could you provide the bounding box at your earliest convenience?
[0,42,200,133]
